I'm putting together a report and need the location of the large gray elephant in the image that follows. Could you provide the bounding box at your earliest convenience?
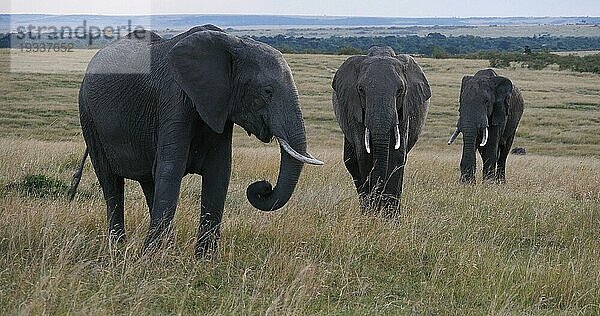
[332,46,431,214]
[68,25,323,257]
[447,69,524,183]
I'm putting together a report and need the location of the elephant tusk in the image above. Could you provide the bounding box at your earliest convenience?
[277,137,324,165]
[305,151,321,161]
[480,127,488,147]
[364,127,371,154]
[448,128,460,145]
[394,125,401,150]
[405,118,410,149]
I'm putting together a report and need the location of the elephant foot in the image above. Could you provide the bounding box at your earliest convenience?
[482,173,496,183]
[378,195,401,218]
[460,176,476,184]
[142,223,174,255]
[360,194,400,218]
[495,175,506,184]
[195,231,220,260]
[108,228,126,245]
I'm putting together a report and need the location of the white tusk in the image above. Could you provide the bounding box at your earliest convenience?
[403,118,410,162]
[277,137,324,165]
[448,128,460,145]
[364,128,371,154]
[405,118,410,149]
[404,117,410,149]
[394,125,401,150]
[480,127,488,147]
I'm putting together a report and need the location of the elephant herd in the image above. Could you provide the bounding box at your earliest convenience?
[68,25,524,257]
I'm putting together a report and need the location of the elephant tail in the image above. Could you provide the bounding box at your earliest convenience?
[68,147,89,202]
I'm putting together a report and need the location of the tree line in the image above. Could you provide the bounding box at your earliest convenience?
[254,34,600,73]
[253,33,600,56]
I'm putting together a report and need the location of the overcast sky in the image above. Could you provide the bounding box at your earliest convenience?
[3,0,600,17]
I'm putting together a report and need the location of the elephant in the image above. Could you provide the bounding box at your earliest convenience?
[447,68,524,183]
[331,46,431,215]
[68,25,323,257]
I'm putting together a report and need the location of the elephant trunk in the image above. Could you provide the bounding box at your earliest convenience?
[369,132,391,188]
[246,100,317,212]
[460,122,478,182]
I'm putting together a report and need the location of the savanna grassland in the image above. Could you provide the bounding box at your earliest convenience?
[0,48,599,314]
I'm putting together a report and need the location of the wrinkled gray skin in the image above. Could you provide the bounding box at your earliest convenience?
[332,46,431,214]
[70,25,321,257]
[449,69,524,183]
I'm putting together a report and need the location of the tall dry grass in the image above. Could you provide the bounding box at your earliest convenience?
[0,49,599,314]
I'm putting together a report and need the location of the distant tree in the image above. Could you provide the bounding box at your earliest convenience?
[426,32,447,39]
[431,46,449,59]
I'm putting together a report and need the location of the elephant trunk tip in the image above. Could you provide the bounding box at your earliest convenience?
[246,180,281,211]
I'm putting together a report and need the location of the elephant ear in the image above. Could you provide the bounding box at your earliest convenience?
[457,75,473,126]
[332,56,366,129]
[168,31,241,133]
[459,75,473,104]
[491,76,513,126]
[460,75,473,90]
[396,55,432,113]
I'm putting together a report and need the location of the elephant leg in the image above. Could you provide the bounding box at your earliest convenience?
[139,180,155,213]
[343,138,363,194]
[144,127,190,252]
[344,139,371,211]
[496,134,515,183]
[82,115,126,243]
[482,154,497,181]
[481,126,501,181]
[381,147,405,217]
[196,130,232,258]
[98,174,125,243]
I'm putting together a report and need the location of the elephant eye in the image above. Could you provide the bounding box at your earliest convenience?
[264,86,274,98]
[357,85,365,96]
[396,88,404,97]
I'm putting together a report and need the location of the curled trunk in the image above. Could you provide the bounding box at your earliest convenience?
[246,104,307,211]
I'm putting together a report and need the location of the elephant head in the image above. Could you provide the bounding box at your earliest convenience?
[332,46,431,211]
[448,69,513,182]
[168,30,322,211]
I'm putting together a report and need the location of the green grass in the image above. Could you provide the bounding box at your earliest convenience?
[0,49,599,314]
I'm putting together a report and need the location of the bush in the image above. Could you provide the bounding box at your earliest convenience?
[490,58,510,68]
[5,174,70,198]
[431,46,449,59]
[463,51,600,74]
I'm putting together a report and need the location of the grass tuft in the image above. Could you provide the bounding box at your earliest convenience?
[5,174,70,198]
